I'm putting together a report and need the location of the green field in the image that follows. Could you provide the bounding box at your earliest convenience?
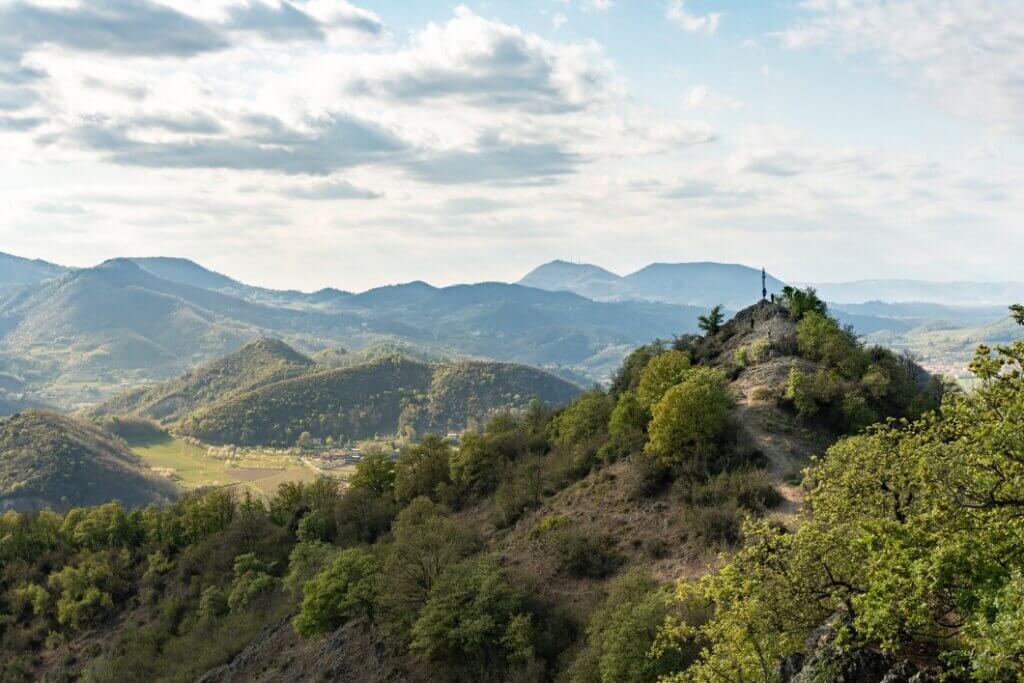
[128,435,326,497]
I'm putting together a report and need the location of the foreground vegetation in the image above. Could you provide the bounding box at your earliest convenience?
[6,293,1005,681]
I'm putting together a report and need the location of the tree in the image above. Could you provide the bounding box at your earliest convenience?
[601,391,650,461]
[348,446,396,495]
[644,367,732,470]
[410,554,538,678]
[570,569,700,683]
[636,350,692,410]
[378,498,478,638]
[449,432,504,499]
[780,285,827,321]
[657,305,1024,681]
[394,435,453,505]
[293,547,380,637]
[698,305,725,336]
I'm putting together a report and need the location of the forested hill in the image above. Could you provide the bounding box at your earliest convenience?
[179,356,583,446]
[0,409,175,512]
[1,291,985,682]
[88,338,316,425]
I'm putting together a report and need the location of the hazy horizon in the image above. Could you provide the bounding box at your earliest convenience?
[3,1,1023,291]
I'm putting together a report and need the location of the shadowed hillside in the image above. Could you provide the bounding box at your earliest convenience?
[88,338,316,425]
[0,409,176,511]
[179,356,583,446]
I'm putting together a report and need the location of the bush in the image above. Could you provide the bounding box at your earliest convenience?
[554,532,623,579]
[644,367,733,471]
[569,569,703,683]
[449,431,504,499]
[227,553,278,612]
[601,392,649,462]
[293,547,379,637]
[636,351,692,410]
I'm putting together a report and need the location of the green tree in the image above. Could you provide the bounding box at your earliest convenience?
[601,391,650,461]
[293,547,380,637]
[636,351,692,410]
[348,446,396,495]
[645,367,732,469]
[379,498,478,638]
[394,435,454,505]
[780,285,827,321]
[570,569,701,683]
[698,305,725,336]
[410,554,538,678]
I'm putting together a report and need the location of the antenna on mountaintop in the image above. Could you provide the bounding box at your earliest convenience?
[761,267,767,301]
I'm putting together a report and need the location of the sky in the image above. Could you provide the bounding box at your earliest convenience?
[1,0,1022,292]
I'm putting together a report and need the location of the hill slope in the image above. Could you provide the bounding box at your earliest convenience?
[0,409,176,511]
[0,252,66,291]
[180,356,582,445]
[88,338,316,424]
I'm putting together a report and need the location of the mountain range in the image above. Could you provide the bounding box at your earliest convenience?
[1,251,1021,411]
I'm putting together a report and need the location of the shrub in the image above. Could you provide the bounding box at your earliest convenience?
[569,569,703,683]
[644,367,733,471]
[227,553,278,612]
[449,431,504,499]
[283,541,337,596]
[293,547,379,637]
[554,532,623,579]
[601,392,649,462]
[636,351,692,410]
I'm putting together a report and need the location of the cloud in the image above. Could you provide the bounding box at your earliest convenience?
[686,85,741,110]
[344,7,609,114]
[0,0,229,58]
[406,136,579,185]
[0,113,43,130]
[71,112,407,175]
[663,180,754,207]
[666,1,721,34]
[129,112,225,134]
[225,1,324,42]
[33,200,88,215]
[582,0,613,12]
[282,178,381,200]
[778,0,1024,133]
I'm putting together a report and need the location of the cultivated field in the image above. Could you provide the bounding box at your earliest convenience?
[128,435,330,498]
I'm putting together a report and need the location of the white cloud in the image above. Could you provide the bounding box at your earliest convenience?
[666,0,721,34]
[686,85,741,110]
[778,0,1024,133]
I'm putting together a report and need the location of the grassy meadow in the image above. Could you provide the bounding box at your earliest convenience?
[127,434,329,498]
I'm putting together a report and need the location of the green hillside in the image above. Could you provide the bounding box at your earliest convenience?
[0,409,176,511]
[88,338,315,424]
[179,356,582,446]
[0,296,959,682]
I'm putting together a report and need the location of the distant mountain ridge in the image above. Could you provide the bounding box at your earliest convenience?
[519,260,786,309]
[0,252,66,291]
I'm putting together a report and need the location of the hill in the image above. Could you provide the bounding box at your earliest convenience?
[0,252,66,291]
[179,356,583,446]
[0,409,176,511]
[519,259,787,310]
[88,338,316,425]
[0,257,708,408]
[0,298,955,681]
